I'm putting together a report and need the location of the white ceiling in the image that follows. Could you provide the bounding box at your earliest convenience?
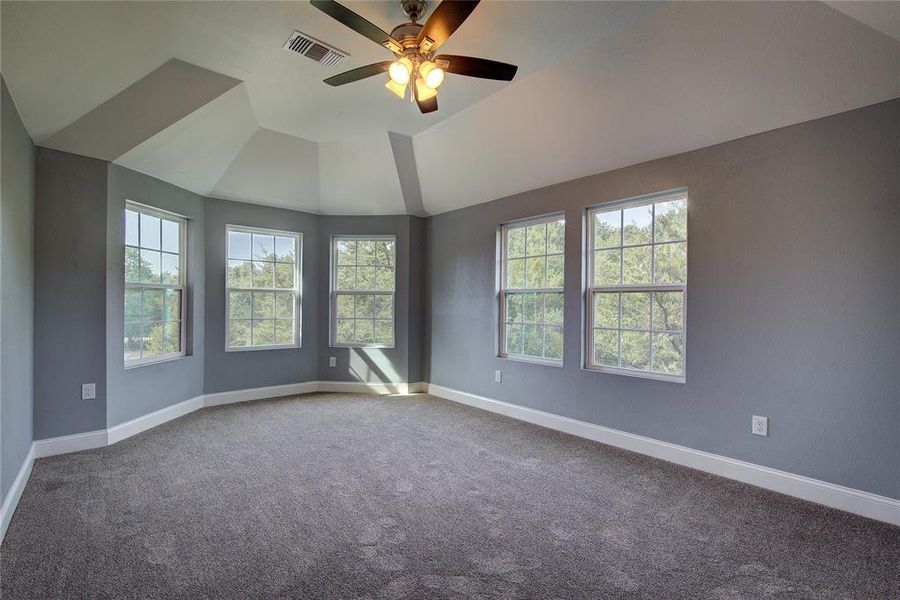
[2,1,898,215]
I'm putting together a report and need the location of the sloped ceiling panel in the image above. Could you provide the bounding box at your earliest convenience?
[211,128,320,213]
[318,132,406,215]
[414,1,900,214]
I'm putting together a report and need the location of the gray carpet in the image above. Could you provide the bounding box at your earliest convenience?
[1,393,898,599]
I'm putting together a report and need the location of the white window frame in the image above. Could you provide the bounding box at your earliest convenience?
[585,189,687,383]
[498,212,565,367]
[124,201,187,368]
[225,225,302,352]
[330,234,397,349]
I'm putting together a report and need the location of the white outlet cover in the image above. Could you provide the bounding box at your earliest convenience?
[82,383,96,400]
[752,415,768,437]
[329,356,336,367]
[494,370,502,383]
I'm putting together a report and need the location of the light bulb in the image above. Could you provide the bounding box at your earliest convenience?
[419,61,445,89]
[389,57,412,85]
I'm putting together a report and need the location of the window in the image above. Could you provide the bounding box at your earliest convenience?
[499,214,565,365]
[226,226,301,350]
[586,190,687,381]
[331,236,396,347]
[124,203,186,366]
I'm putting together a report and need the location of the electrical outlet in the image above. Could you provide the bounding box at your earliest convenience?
[329,356,336,367]
[752,415,768,437]
[82,383,96,400]
[494,370,502,383]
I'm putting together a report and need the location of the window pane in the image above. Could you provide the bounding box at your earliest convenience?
[163,322,180,354]
[229,320,251,347]
[124,322,142,361]
[252,234,275,261]
[653,291,684,331]
[593,292,619,328]
[275,292,294,319]
[252,292,275,319]
[142,321,164,357]
[358,266,376,290]
[125,248,142,283]
[593,329,618,367]
[544,292,563,326]
[506,258,525,288]
[594,249,621,285]
[275,236,296,262]
[545,254,564,288]
[355,295,374,319]
[229,291,251,319]
[375,241,393,265]
[620,331,650,370]
[522,292,541,323]
[655,199,687,242]
[161,252,180,285]
[161,219,179,253]
[164,289,181,322]
[546,220,564,254]
[125,289,142,322]
[507,227,526,258]
[140,213,161,250]
[594,211,621,249]
[621,292,651,330]
[374,266,395,291]
[622,246,652,284]
[252,261,275,289]
[228,231,251,260]
[336,240,356,265]
[506,293,523,323]
[505,324,524,355]
[652,333,684,375]
[544,326,563,360]
[623,205,653,245]
[373,295,393,319]
[655,242,686,284]
[525,257,545,288]
[275,263,294,289]
[227,260,252,288]
[336,294,354,318]
[140,249,161,283]
[275,320,294,345]
[374,320,392,345]
[251,319,275,346]
[524,324,543,356]
[142,289,164,322]
[336,266,356,290]
[525,224,546,256]
[355,319,374,343]
[125,210,139,246]
[357,240,376,265]
[336,319,354,343]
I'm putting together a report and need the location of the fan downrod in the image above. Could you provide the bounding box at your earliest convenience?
[400,0,427,23]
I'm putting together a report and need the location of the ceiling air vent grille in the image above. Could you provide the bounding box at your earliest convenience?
[283,31,347,67]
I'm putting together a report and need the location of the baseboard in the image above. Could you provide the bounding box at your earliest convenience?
[0,444,35,544]
[32,429,108,458]
[427,384,900,527]
[202,381,319,407]
[317,380,427,395]
[107,396,205,444]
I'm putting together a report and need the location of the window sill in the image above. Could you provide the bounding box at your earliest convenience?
[499,354,563,368]
[330,343,396,349]
[226,343,302,353]
[124,353,187,370]
[583,364,685,384]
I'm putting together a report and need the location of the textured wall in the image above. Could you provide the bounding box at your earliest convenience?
[425,100,900,499]
[0,78,35,499]
[105,165,206,426]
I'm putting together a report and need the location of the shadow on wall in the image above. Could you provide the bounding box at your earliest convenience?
[349,348,402,388]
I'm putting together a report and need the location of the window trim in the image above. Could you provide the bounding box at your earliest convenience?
[224,224,303,352]
[498,212,566,367]
[124,201,188,369]
[329,234,397,349]
[584,189,687,383]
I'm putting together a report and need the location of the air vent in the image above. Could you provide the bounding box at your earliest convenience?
[283,31,347,67]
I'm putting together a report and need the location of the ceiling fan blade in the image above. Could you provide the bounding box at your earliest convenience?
[414,86,438,114]
[417,0,480,53]
[323,61,393,86]
[436,54,518,81]
[310,0,402,52]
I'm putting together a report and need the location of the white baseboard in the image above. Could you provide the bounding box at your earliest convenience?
[32,428,108,458]
[202,381,319,407]
[1,444,35,543]
[317,380,427,395]
[427,384,900,527]
[107,396,205,444]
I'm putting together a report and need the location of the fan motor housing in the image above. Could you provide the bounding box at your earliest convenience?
[390,22,423,48]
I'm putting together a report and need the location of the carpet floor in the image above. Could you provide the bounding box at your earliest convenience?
[1,393,898,599]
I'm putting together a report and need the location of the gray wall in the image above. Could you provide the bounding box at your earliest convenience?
[203,197,320,394]
[33,148,108,439]
[105,165,205,426]
[316,215,425,384]
[1,78,35,499]
[425,99,900,499]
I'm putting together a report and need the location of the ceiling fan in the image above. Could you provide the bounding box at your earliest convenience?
[310,0,518,114]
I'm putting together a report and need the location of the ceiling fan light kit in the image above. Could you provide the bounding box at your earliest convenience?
[310,0,518,114]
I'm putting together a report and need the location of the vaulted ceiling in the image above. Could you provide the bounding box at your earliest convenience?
[2,1,899,215]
